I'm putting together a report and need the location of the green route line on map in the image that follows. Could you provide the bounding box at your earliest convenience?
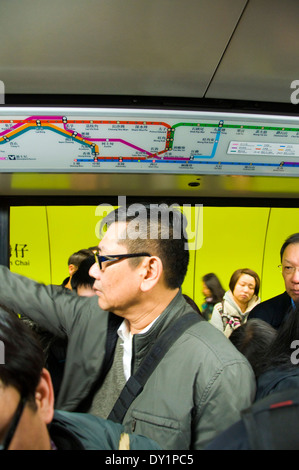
[1,117,299,163]
[172,122,299,131]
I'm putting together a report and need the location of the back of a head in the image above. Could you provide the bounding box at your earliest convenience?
[233,306,299,378]
[70,256,95,291]
[68,248,95,267]
[0,308,45,404]
[230,319,277,376]
[261,305,299,372]
[100,203,190,289]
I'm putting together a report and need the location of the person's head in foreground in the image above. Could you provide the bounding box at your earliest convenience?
[0,307,160,450]
[0,307,53,450]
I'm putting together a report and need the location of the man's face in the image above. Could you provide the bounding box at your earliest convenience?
[282,243,299,303]
[0,385,51,450]
[89,222,144,315]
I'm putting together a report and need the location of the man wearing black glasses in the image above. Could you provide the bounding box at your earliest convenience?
[0,203,255,449]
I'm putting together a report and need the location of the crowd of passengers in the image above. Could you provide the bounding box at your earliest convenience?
[0,205,298,450]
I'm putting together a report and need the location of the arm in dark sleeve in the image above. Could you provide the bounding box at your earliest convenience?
[0,265,94,337]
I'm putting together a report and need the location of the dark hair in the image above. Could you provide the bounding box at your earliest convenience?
[68,248,95,267]
[229,268,260,296]
[183,294,202,316]
[230,319,277,377]
[0,308,45,405]
[71,256,95,291]
[280,233,299,262]
[257,305,299,375]
[231,306,299,378]
[100,203,189,289]
[202,273,225,303]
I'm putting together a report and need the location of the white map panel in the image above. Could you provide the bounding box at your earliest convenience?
[1,107,299,176]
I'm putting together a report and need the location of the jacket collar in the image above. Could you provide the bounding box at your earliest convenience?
[130,289,190,372]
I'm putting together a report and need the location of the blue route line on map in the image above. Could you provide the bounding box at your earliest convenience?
[75,158,286,167]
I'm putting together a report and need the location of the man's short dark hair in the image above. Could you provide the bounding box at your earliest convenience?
[100,203,189,289]
[230,319,277,377]
[280,233,299,262]
[68,248,95,267]
[0,308,45,406]
[231,306,299,378]
[71,256,95,291]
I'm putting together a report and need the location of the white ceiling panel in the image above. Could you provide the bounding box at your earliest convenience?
[206,0,299,103]
[0,0,247,97]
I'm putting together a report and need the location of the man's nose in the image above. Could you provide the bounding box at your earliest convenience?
[89,262,100,279]
[292,268,299,282]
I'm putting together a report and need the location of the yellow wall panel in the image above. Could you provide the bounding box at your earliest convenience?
[10,206,51,283]
[194,207,270,309]
[46,206,102,285]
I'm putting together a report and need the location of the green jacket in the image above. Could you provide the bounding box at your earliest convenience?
[51,410,161,450]
[0,266,256,449]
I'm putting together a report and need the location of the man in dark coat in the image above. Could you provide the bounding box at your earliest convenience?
[249,233,299,329]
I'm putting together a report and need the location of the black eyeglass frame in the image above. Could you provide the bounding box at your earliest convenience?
[0,396,27,450]
[93,252,151,270]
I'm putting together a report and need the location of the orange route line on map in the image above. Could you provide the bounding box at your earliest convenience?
[0,118,173,159]
[1,119,171,127]
[0,121,100,155]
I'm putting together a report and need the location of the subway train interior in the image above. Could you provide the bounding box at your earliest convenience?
[1,0,299,310]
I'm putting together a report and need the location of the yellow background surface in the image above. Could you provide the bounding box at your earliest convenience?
[9,205,296,310]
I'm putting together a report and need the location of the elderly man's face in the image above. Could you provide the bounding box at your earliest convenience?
[281,243,299,304]
[89,222,145,316]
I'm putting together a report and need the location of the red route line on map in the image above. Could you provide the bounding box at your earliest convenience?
[0,118,172,159]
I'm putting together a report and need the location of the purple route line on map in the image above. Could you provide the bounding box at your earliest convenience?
[0,115,158,158]
[0,115,223,162]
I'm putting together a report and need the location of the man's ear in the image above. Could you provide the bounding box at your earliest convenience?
[35,369,55,425]
[140,256,163,292]
[68,264,77,276]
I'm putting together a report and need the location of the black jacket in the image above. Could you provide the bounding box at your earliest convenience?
[256,367,299,401]
[248,292,292,329]
[205,386,299,450]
